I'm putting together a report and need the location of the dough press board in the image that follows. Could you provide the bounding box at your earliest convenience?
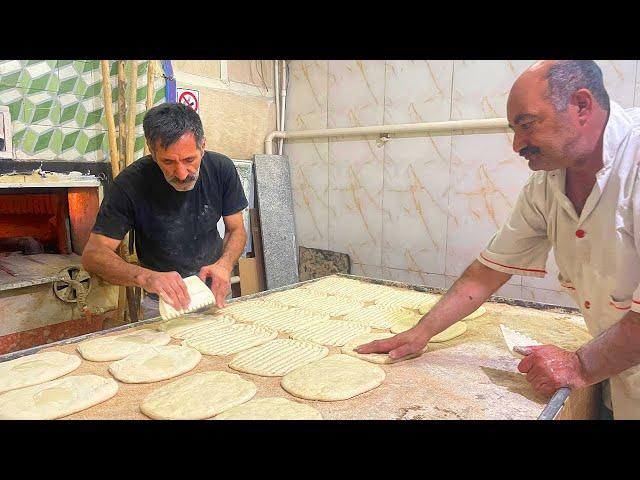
[159,275,216,320]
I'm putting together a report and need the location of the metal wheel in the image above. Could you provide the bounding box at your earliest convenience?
[53,266,91,303]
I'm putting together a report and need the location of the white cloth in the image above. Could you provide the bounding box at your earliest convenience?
[477,101,640,419]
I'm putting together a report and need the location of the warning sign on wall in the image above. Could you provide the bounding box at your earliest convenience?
[177,88,200,114]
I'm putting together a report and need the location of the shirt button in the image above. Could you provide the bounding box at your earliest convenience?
[584,300,591,309]
[575,229,585,238]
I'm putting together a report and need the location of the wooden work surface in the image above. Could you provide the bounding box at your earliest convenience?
[28,276,594,420]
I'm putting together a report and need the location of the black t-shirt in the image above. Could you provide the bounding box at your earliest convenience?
[92,151,248,278]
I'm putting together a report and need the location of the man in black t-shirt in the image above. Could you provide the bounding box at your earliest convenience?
[82,103,248,315]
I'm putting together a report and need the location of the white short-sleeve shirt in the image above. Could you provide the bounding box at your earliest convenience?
[477,101,640,419]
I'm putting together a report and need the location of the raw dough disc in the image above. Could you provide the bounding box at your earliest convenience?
[108,345,201,383]
[343,304,419,329]
[140,371,256,420]
[430,321,468,342]
[214,397,323,420]
[76,329,171,361]
[214,299,288,319]
[341,332,426,364]
[266,289,328,307]
[0,351,81,394]
[228,339,328,376]
[253,309,328,334]
[281,354,385,401]
[462,305,487,320]
[166,317,236,340]
[290,320,371,347]
[220,303,290,323]
[375,290,438,310]
[0,374,118,419]
[301,296,363,317]
[155,314,234,338]
[181,323,277,356]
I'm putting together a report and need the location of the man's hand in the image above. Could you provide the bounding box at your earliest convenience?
[136,271,190,311]
[516,345,589,396]
[355,326,430,360]
[199,262,231,308]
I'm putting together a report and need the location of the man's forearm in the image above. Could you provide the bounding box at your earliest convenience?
[82,246,151,287]
[418,260,511,338]
[576,311,640,386]
[215,228,247,272]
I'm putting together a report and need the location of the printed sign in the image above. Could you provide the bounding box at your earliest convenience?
[177,88,200,113]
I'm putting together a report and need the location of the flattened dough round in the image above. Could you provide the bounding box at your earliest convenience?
[140,371,256,420]
[77,329,170,361]
[108,345,201,383]
[341,332,426,364]
[281,354,385,401]
[155,314,234,338]
[0,351,81,394]
[290,320,370,347]
[229,339,328,376]
[0,374,118,419]
[181,323,277,356]
[215,397,323,420]
[462,305,486,320]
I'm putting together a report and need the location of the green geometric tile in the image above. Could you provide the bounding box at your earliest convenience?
[84,108,103,127]
[75,130,89,154]
[6,98,24,121]
[74,102,88,127]
[58,76,77,95]
[57,60,73,68]
[62,130,80,151]
[20,128,39,152]
[0,71,21,87]
[34,129,54,152]
[136,85,148,103]
[85,132,105,153]
[135,135,145,153]
[12,127,26,146]
[60,103,79,124]
[154,86,165,103]
[137,62,148,77]
[83,79,103,97]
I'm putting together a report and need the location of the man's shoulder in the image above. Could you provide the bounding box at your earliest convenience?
[202,150,235,169]
[116,155,155,181]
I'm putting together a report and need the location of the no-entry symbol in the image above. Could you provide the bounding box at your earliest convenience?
[177,88,200,113]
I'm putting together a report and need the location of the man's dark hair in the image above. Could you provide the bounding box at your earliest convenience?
[545,60,610,112]
[143,102,205,150]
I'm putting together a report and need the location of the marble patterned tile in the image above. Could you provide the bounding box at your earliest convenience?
[351,263,384,279]
[384,60,453,124]
[285,139,329,250]
[382,267,447,289]
[445,132,531,278]
[451,60,534,120]
[285,60,328,131]
[521,286,577,309]
[635,61,640,107]
[328,60,385,127]
[596,60,637,109]
[328,137,384,267]
[382,135,450,274]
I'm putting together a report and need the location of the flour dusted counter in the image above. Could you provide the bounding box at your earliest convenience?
[0,274,597,420]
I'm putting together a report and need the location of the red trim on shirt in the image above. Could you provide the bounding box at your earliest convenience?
[610,302,631,310]
[479,253,547,274]
[633,300,640,305]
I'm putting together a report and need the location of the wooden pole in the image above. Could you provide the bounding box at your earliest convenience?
[117,61,127,173]
[126,60,138,167]
[100,61,119,178]
[143,60,155,156]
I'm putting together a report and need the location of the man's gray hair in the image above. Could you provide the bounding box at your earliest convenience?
[143,102,205,151]
[545,60,610,112]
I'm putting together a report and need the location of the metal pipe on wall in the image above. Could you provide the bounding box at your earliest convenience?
[264,117,509,155]
[278,60,287,155]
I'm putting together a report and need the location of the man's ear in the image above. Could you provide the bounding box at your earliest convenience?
[201,137,206,152]
[571,89,594,125]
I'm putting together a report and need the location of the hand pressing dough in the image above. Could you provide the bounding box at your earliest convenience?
[0,351,81,394]
[155,314,234,338]
[0,374,118,419]
[214,397,323,420]
[140,371,256,420]
[181,323,278,356]
[108,345,201,383]
[281,354,385,401]
[76,329,171,361]
[228,339,328,376]
[341,332,426,364]
[291,320,370,347]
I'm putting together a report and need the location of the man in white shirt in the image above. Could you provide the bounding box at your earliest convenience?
[357,60,640,419]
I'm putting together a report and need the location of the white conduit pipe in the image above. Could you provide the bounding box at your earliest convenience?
[264,117,509,155]
[278,60,287,155]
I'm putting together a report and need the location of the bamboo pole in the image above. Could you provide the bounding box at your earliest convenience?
[117,61,127,173]
[144,60,155,156]
[126,60,138,167]
[100,61,119,177]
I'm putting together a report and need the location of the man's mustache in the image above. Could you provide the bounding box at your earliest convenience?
[170,174,198,184]
[519,146,541,157]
